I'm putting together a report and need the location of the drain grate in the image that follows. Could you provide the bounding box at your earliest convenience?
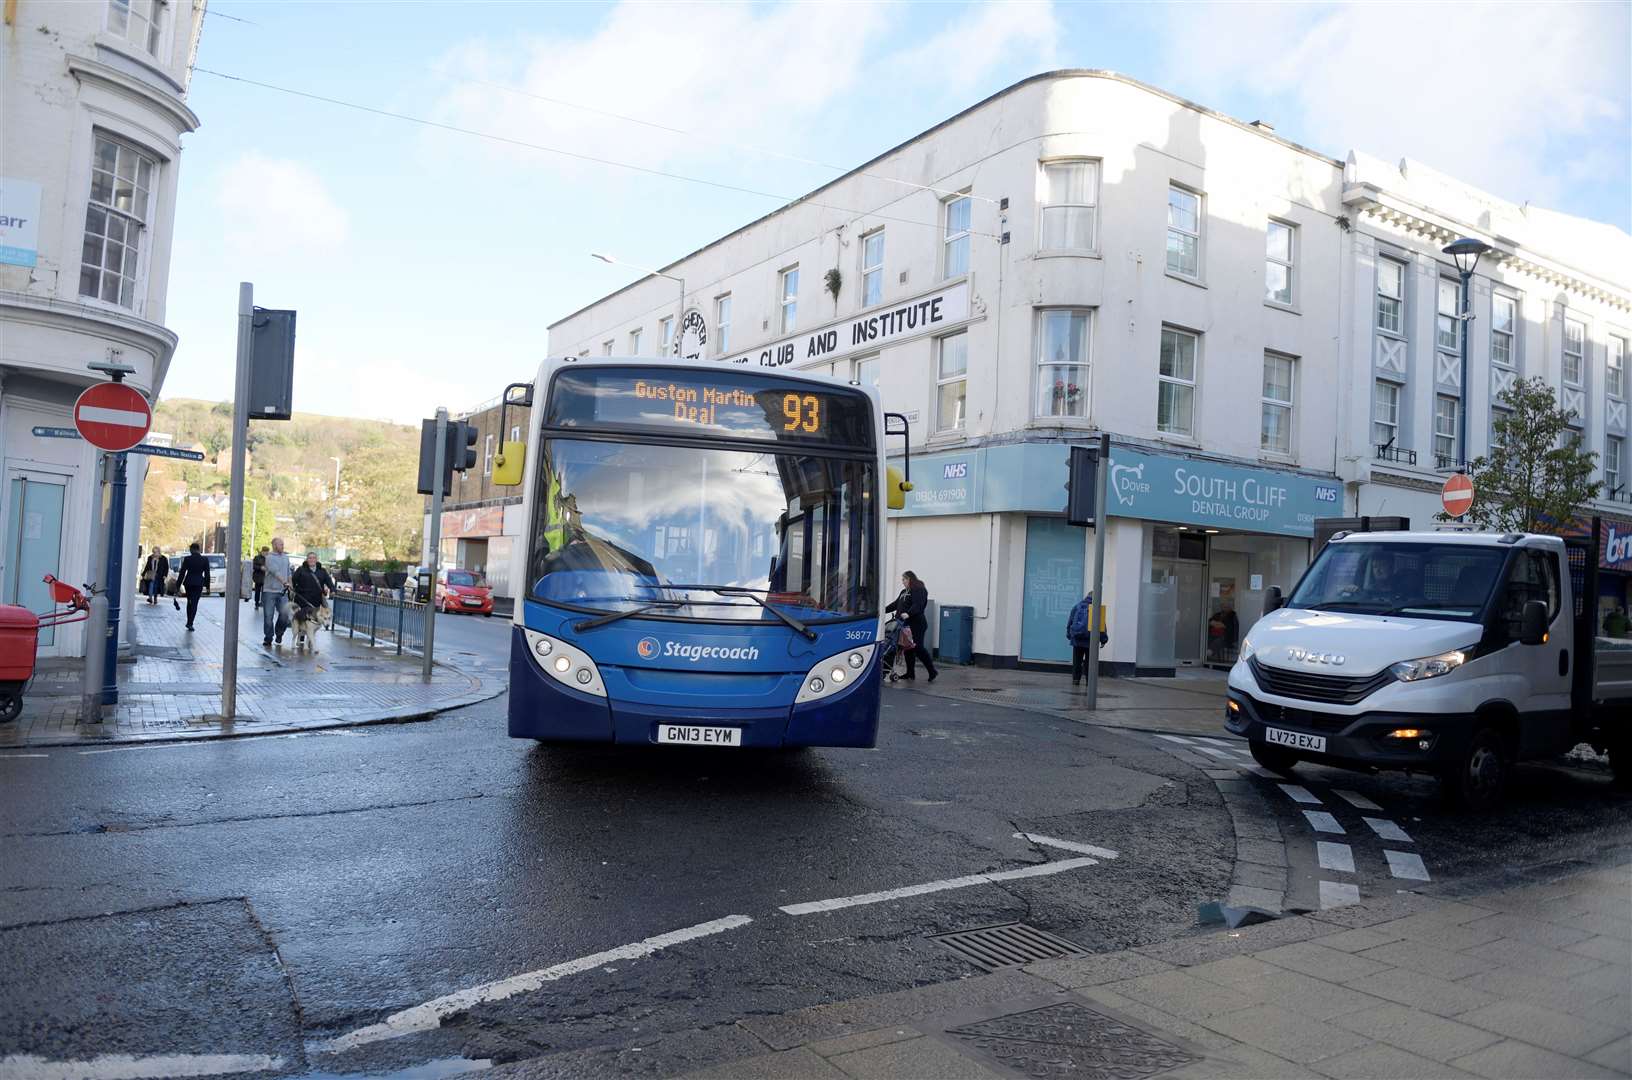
[948,1002,1198,1079]
[967,687,1008,693]
[933,922,1086,971]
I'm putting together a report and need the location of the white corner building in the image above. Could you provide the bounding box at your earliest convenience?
[0,0,204,655]
[547,70,1632,673]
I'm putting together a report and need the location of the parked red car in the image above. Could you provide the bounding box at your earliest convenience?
[436,569,493,616]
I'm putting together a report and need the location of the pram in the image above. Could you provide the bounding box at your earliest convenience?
[879,615,908,684]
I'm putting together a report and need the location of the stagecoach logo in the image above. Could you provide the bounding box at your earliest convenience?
[1287,648,1346,666]
[673,310,708,362]
[635,636,762,662]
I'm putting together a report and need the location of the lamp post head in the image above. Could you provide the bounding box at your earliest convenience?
[590,252,615,265]
[1442,237,1492,277]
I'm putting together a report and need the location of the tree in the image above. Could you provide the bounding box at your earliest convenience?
[337,440,422,561]
[1447,376,1601,532]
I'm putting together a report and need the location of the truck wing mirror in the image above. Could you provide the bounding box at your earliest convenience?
[492,441,525,487]
[1263,587,1284,615]
[1519,599,1549,646]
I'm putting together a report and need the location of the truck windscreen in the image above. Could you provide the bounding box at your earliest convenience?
[1290,542,1509,621]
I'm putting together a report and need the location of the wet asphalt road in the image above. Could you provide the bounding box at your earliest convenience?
[2,614,1629,1079]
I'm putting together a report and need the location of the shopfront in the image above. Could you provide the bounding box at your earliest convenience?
[1569,514,1632,638]
[887,439,1340,674]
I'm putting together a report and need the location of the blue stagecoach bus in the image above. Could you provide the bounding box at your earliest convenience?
[490,357,907,749]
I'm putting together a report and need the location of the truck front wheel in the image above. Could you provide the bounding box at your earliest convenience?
[1440,727,1508,811]
[1608,736,1632,790]
[1249,741,1299,776]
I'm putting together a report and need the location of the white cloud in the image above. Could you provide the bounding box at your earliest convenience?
[1151,1,1629,217]
[216,153,350,260]
[888,1,1059,98]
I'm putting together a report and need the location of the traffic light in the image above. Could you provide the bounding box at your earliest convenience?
[450,421,479,473]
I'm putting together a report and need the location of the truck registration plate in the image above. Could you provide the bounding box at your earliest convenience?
[1264,727,1326,753]
[657,725,742,747]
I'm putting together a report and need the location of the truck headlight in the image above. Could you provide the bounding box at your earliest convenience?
[1390,649,1468,682]
[797,644,876,703]
[1238,637,1255,661]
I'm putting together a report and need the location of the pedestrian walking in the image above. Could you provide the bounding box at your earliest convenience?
[1066,591,1110,686]
[177,542,211,632]
[884,571,938,682]
[252,547,268,610]
[141,548,170,607]
[291,552,334,613]
[261,537,293,647]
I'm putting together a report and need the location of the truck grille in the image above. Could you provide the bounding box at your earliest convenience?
[1249,657,1394,705]
[1251,700,1354,734]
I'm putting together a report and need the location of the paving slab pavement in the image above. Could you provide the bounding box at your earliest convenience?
[663,862,1631,1080]
[913,662,1231,737]
[0,594,504,748]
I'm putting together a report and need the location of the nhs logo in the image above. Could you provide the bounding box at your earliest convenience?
[942,462,968,479]
[1314,485,1339,503]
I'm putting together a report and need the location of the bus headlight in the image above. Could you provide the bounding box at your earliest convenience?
[797,644,876,704]
[522,628,606,698]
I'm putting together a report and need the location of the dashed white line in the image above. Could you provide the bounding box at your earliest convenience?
[1363,817,1413,843]
[1302,810,1345,834]
[1278,784,1323,805]
[780,858,1099,916]
[1319,880,1361,909]
[79,742,215,756]
[1196,746,1237,760]
[1195,737,1240,749]
[0,754,49,760]
[313,914,753,1053]
[0,1052,285,1079]
[1385,850,1431,881]
[1316,841,1355,873]
[1155,734,1197,745]
[1013,833,1120,859]
[1333,789,1383,811]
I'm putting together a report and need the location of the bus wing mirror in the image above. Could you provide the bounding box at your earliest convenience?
[886,465,913,510]
[492,442,526,487]
[1519,600,1549,646]
[1263,586,1284,615]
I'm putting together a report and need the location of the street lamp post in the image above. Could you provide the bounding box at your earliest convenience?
[1442,237,1492,472]
[590,252,684,355]
[329,456,341,556]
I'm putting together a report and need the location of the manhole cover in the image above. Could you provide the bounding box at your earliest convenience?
[948,1002,1198,1079]
[967,687,1008,693]
[934,922,1086,971]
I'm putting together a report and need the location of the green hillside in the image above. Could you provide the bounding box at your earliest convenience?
[139,399,422,564]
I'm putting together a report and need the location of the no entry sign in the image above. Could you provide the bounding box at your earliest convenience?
[74,382,152,452]
[1442,472,1475,518]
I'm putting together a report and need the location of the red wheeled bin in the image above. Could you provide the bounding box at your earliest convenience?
[0,575,89,722]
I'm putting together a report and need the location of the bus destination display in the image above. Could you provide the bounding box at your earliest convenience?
[546,368,873,447]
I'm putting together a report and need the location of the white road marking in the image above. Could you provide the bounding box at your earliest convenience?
[0,754,49,760]
[1302,810,1345,834]
[1014,832,1120,859]
[1385,850,1431,881]
[1316,841,1355,873]
[1363,817,1413,843]
[1333,789,1382,811]
[1319,880,1361,909]
[1278,784,1323,805]
[313,914,752,1053]
[1154,734,1197,745]
[780,857,1099,916]
[1195,737,1240,748]
[77,405,150,427]
[1197,747,1236,759]
[0,1052,284,1079]
[79,742,214,755]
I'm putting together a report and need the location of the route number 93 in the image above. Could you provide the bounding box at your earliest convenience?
[781,393,820,434]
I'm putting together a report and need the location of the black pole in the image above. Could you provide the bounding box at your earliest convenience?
[1457,266,1472,477]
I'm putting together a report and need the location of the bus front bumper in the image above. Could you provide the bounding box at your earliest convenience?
[507,628,881,748]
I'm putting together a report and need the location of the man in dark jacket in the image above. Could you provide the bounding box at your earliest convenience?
[290,553,334,619]
[1066,592,1109,686]
[252,548,268,609]
[884,570,937,682]
[177,542,212,631]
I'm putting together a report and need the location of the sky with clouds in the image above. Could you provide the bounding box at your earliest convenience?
[164,0,1631,423]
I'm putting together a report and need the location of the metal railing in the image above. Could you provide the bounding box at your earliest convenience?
[1375,444,1417,466]
[330,586,426,655]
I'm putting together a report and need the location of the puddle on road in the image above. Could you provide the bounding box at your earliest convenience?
[294,1057,490,1080]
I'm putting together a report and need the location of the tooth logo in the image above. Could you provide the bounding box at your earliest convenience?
[636,637,661,659]
[1110,461,1147,506]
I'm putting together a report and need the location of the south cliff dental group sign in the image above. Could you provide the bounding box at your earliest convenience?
[721,280,971,369]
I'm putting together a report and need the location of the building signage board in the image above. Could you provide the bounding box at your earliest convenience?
[1105,447,1339,538]
[891,448,982,517]
[673,309,708,361]
[0,178,42,268]
[1564,514,1632,572]
[724,279,971,369]
[441,505,506,539]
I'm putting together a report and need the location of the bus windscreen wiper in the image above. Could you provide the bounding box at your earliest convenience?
[572,600,683,632]
[657,584,818,640]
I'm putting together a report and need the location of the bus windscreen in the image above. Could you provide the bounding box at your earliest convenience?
[545,367,874,449]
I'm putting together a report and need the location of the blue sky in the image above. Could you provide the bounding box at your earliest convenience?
[164,0,1632,422]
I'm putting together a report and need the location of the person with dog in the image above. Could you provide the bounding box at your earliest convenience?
[177,542,212,632]
[261,537,293,647]
[884,570,937,682]
[290,552,335,645]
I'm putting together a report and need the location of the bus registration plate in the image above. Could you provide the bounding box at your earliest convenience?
[657,725,742,748]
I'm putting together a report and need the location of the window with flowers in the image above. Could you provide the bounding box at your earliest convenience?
[1035,309,1091,419]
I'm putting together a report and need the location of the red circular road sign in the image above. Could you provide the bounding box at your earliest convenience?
[1442,472,1475,518]
[74,382,152,452]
